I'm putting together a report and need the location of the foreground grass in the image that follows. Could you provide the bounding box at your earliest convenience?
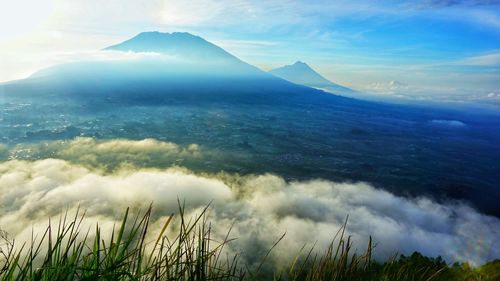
[0,205,498,281]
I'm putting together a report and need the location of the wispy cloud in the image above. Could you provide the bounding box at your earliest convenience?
[457,51,500,66]
[413,0,500,8]
[468,9,500,30]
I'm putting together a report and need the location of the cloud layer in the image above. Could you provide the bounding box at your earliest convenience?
[0,138,498,268]
[6,137,202,171]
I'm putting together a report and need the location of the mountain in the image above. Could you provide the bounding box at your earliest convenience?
[269,61,357,96]
[104,31,242,64]
[29,32,262,79]
[0,32,348,107]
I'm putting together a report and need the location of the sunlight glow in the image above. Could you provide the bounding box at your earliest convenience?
[0,0,54,41]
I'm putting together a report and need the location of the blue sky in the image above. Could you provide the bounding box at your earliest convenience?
[0,0,499,102]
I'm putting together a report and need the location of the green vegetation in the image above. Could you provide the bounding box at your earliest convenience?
[0,205,498,281]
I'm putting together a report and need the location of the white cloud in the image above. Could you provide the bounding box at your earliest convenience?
[0,138,498,267]
[359,80,426,100]
[429,119,468,128]
[486,91,500,99]
[365,80,411,93]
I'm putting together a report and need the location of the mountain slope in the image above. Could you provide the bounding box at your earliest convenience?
[269,61,356,95]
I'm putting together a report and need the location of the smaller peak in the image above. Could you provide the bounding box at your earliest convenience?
[290,61,312,70]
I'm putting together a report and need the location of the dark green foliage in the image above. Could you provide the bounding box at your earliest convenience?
[371,252,448,281]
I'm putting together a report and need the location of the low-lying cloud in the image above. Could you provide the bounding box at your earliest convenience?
[6,137,202,171]
[0,138,498,268]
[429,119,467,128]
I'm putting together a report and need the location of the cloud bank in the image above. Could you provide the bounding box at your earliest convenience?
[6,137,202,171]
[0,138,498,268]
